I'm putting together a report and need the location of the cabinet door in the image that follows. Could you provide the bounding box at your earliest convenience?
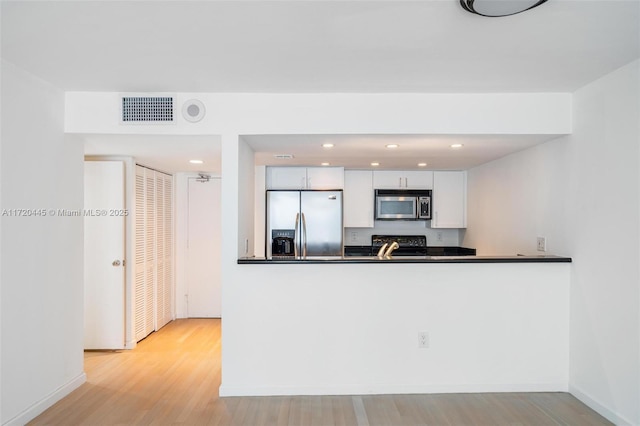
[373,170,433,189]
[432,171,467,228]
[344,170,374,228]
[404,171,433,189]
[372,171,405,188]
[306,167,344,189]
[266,167,308,189]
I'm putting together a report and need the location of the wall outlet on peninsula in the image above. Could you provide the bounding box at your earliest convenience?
[537,237,546,252]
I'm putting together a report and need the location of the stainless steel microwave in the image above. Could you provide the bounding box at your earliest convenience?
[375,189,432,220]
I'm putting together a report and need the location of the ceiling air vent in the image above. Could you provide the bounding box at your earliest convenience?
[121,96,175,123]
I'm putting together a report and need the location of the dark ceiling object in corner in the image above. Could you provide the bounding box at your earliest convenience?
[460,0,549,17]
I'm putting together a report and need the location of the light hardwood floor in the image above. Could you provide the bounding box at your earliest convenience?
[30,319,611,425]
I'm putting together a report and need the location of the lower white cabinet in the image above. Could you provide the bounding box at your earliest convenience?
[432,171,467,228]
[344,170,374,228]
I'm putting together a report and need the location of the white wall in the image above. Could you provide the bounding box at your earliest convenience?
[463,136,570,256]
[464,60,640,425]
[1,61,85,425]
[220,262,570,396]
[567,61,639,425]
[66,92,571,137]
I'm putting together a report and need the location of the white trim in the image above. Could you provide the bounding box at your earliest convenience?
[219,382,568,397]
[3,372,86,426]
[570,384,635,426]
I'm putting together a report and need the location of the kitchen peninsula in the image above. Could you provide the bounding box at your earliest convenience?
[224,255,571,397]
[238,255,571,263]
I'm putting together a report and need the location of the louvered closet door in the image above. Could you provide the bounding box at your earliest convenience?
[155,173,173,329]
[134,167,149,342]
[161,174,174,326]
[145,170,156,336]
[134,165,174,342]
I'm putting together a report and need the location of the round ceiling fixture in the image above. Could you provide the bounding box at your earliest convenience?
[182,99,206,123]
[460,0,549,17]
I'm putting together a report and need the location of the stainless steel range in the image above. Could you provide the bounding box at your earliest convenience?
[371,235,428,257]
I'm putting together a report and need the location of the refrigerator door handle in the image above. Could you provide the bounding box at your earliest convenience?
[301,212,308,259]
[294,213,300,258]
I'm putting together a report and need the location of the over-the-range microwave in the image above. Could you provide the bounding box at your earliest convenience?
[374,189,432,220]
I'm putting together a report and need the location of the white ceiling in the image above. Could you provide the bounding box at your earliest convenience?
[83,135,222,174]
[3,0,639,171]
[244,133,562,170]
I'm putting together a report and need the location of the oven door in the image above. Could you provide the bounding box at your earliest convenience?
[375,196,417,220]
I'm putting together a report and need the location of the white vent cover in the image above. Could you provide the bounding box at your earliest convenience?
[122,96,174,123]
[274,154,294,160]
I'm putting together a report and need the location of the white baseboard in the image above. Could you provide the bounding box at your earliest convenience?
[219,382,568,397]
[3,372,86,426]
[570,384,635,426]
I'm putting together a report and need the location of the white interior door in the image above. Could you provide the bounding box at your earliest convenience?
[84,161,125,349]
[186,177,221,317]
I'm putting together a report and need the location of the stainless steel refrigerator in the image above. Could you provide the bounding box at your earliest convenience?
[266,190,343,259]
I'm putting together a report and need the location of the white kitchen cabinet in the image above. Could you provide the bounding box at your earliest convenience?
[266,166,344,189]
[306,167,344,189]
[432,171,467,228]
[266,167,308,189]
[373,170,433,189]
[344,170,374,228]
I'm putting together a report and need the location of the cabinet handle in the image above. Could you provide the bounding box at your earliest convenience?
[399,177,402,188]
[307,177,311,188]
[405,177,408,187]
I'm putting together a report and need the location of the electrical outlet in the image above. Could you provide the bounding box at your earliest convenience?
[350,231,358,243]
[436,231,443,242]
[537,237,546,252]
[418,332,429,348]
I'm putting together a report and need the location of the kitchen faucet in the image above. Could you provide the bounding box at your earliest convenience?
[377,241,399,259]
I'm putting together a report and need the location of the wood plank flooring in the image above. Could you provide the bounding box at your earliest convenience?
[29,319,611,425]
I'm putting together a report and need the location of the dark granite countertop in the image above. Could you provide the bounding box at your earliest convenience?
[238,255,572,264]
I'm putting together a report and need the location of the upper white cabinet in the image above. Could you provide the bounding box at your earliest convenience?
[373,170,433,189]
[306,167,344,189]
[266,166,344,190]
[432,171,467,228]
[344,170,374,228]
[266,167,307,189]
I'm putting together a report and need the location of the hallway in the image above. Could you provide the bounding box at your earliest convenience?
[29,319,610,425]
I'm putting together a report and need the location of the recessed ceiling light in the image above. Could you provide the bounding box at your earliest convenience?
[418,162,427,167]
[371,162,380,167]
[450,144,464,149]
[322,143,334,148]
[386,144,399,149]
[321,162,330,166]
[189,159,204,164]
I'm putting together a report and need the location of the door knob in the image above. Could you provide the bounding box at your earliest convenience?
[112,260,121,266]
